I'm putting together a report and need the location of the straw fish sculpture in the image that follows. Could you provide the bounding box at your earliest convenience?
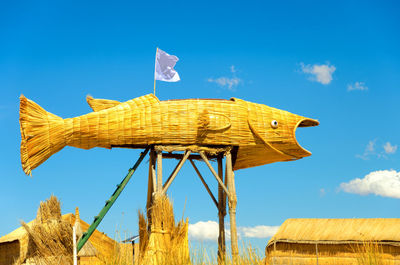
[19,94,319,175]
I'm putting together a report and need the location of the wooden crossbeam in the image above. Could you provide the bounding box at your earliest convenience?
[161,153,218,161]
[162,150,191,194]
[189,159,218,208]
[199,151,230,198]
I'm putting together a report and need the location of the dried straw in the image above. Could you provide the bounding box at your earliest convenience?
[138,195,190,265]
[22,196,73,265]
[35,195,62,223]
[1,197,130,265]
[19,94,318,175]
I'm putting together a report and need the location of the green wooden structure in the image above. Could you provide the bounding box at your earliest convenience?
[77,147,150,252]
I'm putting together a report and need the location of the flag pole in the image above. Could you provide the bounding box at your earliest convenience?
[153,47,158,96]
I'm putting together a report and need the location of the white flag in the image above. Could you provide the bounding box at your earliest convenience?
[154,48,180,82]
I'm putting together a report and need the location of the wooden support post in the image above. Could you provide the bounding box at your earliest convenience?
[217,155,226,265]
[150,150,157,193]
[147,149,155,211]
[147,149,157,227]
[226,151,239,263]
[190,159,218,208]
[156,151,163,193]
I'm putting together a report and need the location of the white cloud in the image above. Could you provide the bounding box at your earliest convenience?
[357,140,397,160]
[340,170,400,199]
[356,140,376,160]
[347,81,368,91]
[320,188,326,197]
[207,77,241,91]
[384,142,397,154]
[238,225,279,238]
[300,63,336,85]
[207,65,241,91]
[189,221,278,241]
[189,221,220,241]
[366,140,375,152]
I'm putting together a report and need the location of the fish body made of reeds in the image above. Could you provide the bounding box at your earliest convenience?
[19,94,319,175]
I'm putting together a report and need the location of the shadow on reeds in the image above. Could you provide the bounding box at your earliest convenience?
[265,241,396,265]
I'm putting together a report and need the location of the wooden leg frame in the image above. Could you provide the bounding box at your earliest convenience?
[146,146,239,265]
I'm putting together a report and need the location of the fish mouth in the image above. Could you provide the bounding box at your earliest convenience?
[291,118,319,158]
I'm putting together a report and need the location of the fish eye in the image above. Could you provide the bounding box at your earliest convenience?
[271,120,278,129]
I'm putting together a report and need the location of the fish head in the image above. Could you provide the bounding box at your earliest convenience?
[254,107,320,159]
[232,98,319,169]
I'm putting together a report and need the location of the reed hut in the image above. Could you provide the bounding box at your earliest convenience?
[0,209,131,265]
[265,218,400,265]
[0,227,27,265]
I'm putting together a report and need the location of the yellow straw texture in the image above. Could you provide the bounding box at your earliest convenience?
[268,218,400,244]
[20,95,66,176]
[138,195,190,265]
[19,94,318,175]
[86,95,121,112]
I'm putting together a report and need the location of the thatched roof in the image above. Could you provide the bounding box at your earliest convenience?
[0,211,117,258]
[267,218,400,247]
[0,223,27,244]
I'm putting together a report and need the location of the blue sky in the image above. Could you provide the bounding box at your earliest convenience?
[1,0,399,251]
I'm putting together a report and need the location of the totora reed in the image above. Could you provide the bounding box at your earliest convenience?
[19,94,318,175]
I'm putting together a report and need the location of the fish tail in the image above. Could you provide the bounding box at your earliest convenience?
[19,95,66,176]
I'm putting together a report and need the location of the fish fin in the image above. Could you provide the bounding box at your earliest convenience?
[127,94,160,107]
[197,110,231,141]
[86,94,159,111]
[19,95,66,176]
[86,95,121,111]
[198,110,231,131]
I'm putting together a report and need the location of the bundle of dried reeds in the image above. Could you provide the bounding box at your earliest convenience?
[21,195,73,265]
[138,195,190,265]
[35,195,62,223]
